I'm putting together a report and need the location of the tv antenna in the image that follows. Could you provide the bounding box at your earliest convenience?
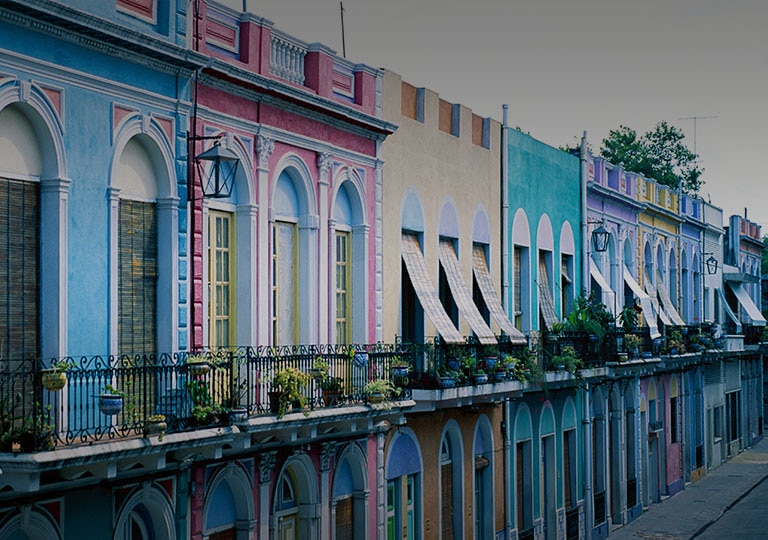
[678,115,717,158]
[340,2,346,58]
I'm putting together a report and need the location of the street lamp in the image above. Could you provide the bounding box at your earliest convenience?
[589,219,610,253]
[187,135,240,201]
[705,253,719,275]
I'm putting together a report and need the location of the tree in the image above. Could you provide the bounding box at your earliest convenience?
[600,121,703,194]
[762,236,768,276]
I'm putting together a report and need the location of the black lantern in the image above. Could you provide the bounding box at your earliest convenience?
[194,140,239,199]
[591,222,610,253]
[705,254,719,275]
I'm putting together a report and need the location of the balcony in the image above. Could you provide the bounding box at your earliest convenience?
[0,345,412,454]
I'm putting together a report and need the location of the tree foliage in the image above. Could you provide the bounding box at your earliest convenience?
[762,237,768,276]
[600,121,703,194]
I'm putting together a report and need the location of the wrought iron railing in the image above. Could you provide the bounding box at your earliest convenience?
[0,344,411,453]
[396,336,529,389]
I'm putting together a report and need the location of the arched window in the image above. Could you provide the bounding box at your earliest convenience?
[439,421,463,538]
[114,484,176,540]
[333,443,368,540]
[386,430,422,540]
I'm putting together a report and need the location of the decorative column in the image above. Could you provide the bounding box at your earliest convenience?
[319,442,334,537]
[256,135,274,344]
[373,159,384,342]
[258,451,277,539]
[317,153,332,344]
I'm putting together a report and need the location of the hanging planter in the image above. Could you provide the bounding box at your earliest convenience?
[143,415,167,438]
[41,370,67,392]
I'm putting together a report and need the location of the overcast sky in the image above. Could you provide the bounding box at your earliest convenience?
[222,0,768,232]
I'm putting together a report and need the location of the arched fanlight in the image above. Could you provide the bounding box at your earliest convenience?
[194,140,239,198]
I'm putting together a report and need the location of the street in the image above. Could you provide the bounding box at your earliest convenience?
[695,477,768,539]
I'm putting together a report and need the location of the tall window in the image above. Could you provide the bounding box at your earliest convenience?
[209,211,234,348]
[335,231,351,344]
[440,438,455,539]
[0,177,39,363]
[561,255,574,317]
[275,471,299,539]
[387,475,417,540]
[118,199,157,356]
[516,440,532,532]
[273,221,298,345]
[514,247,523,329]
[670,396,679,443]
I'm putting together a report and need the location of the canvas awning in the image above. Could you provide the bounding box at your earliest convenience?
[438,240,496,345]
[717,287,742,333]
[538,260,560,331]
[401,234,463,344]
[623,264,660,339]
[643,273,672,327]
[471,246,527,344]
[656,271,685,326]
[725,281,766,326]
[589,262,615,315]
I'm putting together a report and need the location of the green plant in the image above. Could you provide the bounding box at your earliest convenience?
[482,344,498,358]
[624,334,641,353]
[319,375,344,392]
[500,353,517,370]
[271,367,310,419]
[667,329,685,354]
[565,292,613,340]
[47,359,76,374]
[550,345,582,374]
[618,306,639,331]
[363,378,400,398]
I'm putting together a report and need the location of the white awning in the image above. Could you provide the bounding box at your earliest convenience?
[655,271,685,326]
[401,234,464,344]
[643,274,672,328]
[725,281,766,326]
[538,260,560,330]
[438,240,496,345]
[623,264,660,339]
[717,287,742,333]
[471,246,527,344]
[589,262,615,315]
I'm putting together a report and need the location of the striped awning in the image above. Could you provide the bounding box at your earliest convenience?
[623,264,660,339]
[589,262,615,315]
[656,271,685,326]
[537,260,560,331]
[438,240,496,345]
[643,273,671,327]
[401,234,463,344]
[725,281,766,326]
[471,246,527,344]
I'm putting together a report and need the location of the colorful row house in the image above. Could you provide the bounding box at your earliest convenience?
[1,1,766,540]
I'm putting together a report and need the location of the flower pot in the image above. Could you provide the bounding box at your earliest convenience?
[188,362,210,376]
[99,394,124,416]
[268,391,287,415]
[439,376,456,388]
[322,390,341,406]
[473,374,488,385]
[366,393,385,404]
[228,408,248,424]
[447,358,460,371]
[483,357,497,370]
[494,370,506,382]
[41,370,67,391]
[391,366,409,387]
[353,353,368,367]
[144,419,167,437]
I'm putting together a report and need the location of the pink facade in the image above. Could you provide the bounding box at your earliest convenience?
[186,3,393,349]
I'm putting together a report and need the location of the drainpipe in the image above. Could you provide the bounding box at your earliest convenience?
[502,105,510,310]
[504,399,512,539]
[583,382,594,539]
[580,132,589,294]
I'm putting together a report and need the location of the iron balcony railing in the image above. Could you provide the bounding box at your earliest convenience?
[0,344,411,453]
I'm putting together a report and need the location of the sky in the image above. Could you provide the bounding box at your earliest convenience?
[222,0,768,232]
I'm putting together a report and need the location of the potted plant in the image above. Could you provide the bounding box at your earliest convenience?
[186,352,211,376]
[17,403,55,452]
[144,414,167,439]
[270,367,310,419]
[444,345,463,371]
[349,343,369,367]
[438,367,460,388]
[363,378,400,403]
[624,334,641,358]
[99,384,126,416]
[481,344,498,368]
[40,359,75,391]
[473,367,488,385]
[666,329,685,355]
[319,375,344,406]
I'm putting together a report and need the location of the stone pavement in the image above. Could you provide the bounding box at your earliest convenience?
[608,436,768,540]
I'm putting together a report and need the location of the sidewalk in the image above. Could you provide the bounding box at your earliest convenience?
[608,436,768,540]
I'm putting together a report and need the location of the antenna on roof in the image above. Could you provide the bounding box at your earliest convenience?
[340,2,347,58]
[678,115,718,159]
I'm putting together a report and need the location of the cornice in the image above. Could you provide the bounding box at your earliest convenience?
[0,0,204,76]
[587,182,644,211]
[203,61,398,140]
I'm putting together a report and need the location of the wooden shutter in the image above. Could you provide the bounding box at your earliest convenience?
[335,496,354,540]
[0,177,40,363]
[118,200,157,356]
[441,462,454,539]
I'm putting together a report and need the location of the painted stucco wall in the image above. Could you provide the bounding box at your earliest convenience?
[379,69,502,342]
[505,128,581,326]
